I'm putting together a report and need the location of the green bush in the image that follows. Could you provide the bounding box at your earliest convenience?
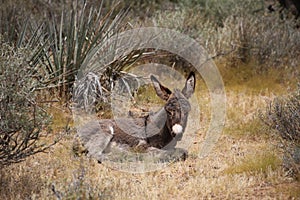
[260,84,300,177]
[0,38,55,166]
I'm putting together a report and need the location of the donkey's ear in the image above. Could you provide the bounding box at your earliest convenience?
[182,72,196,99]
[150,75,172,101]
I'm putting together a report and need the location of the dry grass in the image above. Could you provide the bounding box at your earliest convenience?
[1,63,299,199]
[47,106,73,131]
[224,151,281,175]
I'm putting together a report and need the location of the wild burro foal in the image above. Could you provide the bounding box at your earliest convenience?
[77,72,196,162]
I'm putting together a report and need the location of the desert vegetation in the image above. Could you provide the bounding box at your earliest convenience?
[0,0,299,199]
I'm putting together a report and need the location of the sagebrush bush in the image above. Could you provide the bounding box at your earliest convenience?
[261,85,300,143]
[152,0,300,69]
[260,84,300,177]
[176,0,264,26]
[0,38,55,165]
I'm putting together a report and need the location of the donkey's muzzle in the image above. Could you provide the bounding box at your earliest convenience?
[172,124,183,135]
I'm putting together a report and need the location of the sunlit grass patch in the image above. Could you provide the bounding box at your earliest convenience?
[224,152,281,175]
[224,117,264,139]
[135,84,165,105]
[224,89,268,139]
[48,106,73,131]
[217,60,297,94]
[221,63,294,139]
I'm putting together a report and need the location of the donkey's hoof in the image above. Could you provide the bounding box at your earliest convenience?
[172,148,188,161]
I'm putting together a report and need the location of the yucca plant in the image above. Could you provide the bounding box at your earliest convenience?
[1,0,130,102]
[72,49,146,114]
[39,2,127,101]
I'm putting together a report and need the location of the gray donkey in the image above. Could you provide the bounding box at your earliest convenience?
[76,72,196,162]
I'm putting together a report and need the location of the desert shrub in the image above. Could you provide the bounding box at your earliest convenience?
[0,38,55,166]
[260,84,300,177]
[216,12,300,68]
[152,0,300,69]
[261,85,300,143]
[175,0,264,26]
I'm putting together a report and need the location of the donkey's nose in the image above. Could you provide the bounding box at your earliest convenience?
[172,124,183,134]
